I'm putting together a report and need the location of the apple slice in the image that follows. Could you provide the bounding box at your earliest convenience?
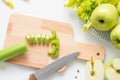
[86,59,104,80]
[105,58,120,80]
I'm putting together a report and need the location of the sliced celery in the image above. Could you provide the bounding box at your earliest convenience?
[37,33,41,44]
[45,35,50,45]
[26,34,36,45]
[48,45,56,55]
[50,30,57,40]
[41,34,46,44]
[50,50,59,59]
[25,34,33,44]
[31,34,36,44]
[51,38,59,49]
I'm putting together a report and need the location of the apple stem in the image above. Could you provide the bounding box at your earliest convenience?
[91,70,95,76]
[90,56,95,76]
[82,20,92,32]
[91,56,94,69]
[116,69,120,73]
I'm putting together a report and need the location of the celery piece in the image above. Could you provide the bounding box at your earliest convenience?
[82,20,92,32]
[51,38,59,49]
[50,30,57,40]
[3,0,14,9]
[41,34,46,44]
[48,45,56,55]
[48,45,59,59]
[26,34,36,45]
[45,36,50,45]
[0,42,28,62]
[37,33,41,44]
[31,34,36,44]
[50,50,59,59]
[26,34,33,44]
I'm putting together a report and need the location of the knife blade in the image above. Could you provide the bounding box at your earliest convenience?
[29,51,80,80]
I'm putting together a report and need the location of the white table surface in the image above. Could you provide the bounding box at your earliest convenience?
[0,0,120,80]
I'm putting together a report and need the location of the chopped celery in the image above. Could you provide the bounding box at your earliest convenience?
[31,34,36,44]
[25,29,60,59]
[50,50,59,59]
[41,34,46,44]
[37,33,41,44]
[48,45,56,55]
[51,38,59,49]
[48,45,59,58]
[25,34,32,44]
[50,30,57,40]
[3,0,14,9]
[26,34,36,45]
[45,36,50,45]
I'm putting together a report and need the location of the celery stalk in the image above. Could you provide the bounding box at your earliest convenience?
[0,42,28,62]
[82,20,92,32]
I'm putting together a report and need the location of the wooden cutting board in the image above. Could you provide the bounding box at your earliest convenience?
[4,13,105,69]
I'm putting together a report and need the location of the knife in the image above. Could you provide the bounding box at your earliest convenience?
[28,51,80,80]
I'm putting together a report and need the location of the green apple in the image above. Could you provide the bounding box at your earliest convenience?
[117,2,120,15]
[105,58,120,80]
[86,59,104,80]
[82,4,119,32]
[110,24,120,49]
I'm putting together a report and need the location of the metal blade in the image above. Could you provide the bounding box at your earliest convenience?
[34,51,80,80]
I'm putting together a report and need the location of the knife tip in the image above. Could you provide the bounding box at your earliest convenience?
[71,51,80,57]
[74,51,80,55]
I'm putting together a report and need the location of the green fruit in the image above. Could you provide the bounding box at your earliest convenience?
[117,2,120,15]
[84,4,119,31]
[86,60,104,80]
[110,25,120,49]
[105,58,120,80]
[90,4,119,31]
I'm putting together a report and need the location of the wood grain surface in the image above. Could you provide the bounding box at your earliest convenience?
[4,14,105,69]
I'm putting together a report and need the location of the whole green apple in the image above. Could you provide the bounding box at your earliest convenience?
[110,25,120,49]
[82,3,119,32]
[117,2,120,15]
[90,4,119,31]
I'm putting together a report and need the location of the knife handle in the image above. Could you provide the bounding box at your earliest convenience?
[29,74,37,80]
[57,66,66,72]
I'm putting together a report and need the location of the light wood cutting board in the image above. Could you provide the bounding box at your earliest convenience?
[4,13,105,69]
